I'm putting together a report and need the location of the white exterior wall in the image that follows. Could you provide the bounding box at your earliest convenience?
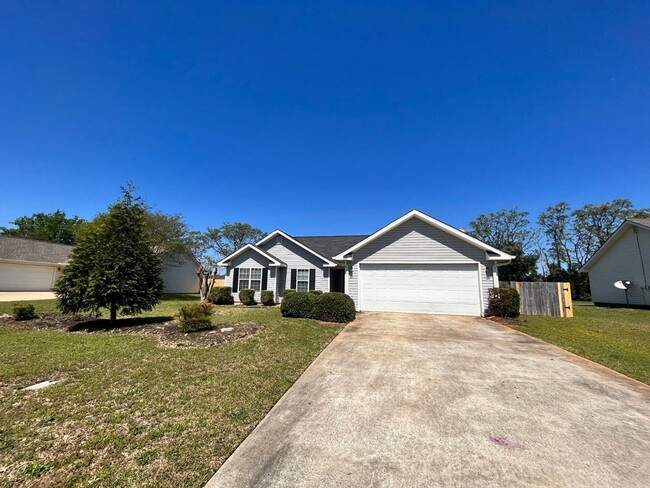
[259,237,329,297]
[223,251,275,303]
[346,217,496,314]
[587,225,650,306]
[161,255,199,294]
[0,262,61,291]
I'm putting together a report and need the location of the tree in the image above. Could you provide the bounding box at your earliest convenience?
[54,185,163,322]
[144,211,193,265]
[203,222,266,259]
[468,208,537,252]
[1,210,86,245]
[468,208,539,282]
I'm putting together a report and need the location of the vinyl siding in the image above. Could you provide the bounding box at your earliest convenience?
[223,250,275,303]
[160,255,199,294]
[347,217,496,313]
[587,225,650,306]
[259,237,329,297]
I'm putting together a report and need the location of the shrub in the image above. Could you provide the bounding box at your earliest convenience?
[488,287,521,318]
[209,286,234,305]
[261,290,275,306]
[281,292,316,318]
[312,292,356,323]
[239,288,256,306]
[283,289,297,298]
[12,303,37,321]
[309,290,323,296]
[178,302,213,332]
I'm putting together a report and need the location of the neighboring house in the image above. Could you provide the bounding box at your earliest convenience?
[0,235,199,293]
[218,210,513,316]
[580,218,650,308]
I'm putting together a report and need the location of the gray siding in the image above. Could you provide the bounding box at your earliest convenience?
[223,250,275,303]
[588,225,650,306]
[259,237,329,297]
[347,217,496,313]
[161,255,199,294]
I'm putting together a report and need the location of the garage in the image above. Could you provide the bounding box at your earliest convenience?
[359,263,481,315]
[0,263,60,291]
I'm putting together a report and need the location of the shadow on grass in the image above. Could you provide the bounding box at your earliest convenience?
[69,316,174,332]
[162,294,201,302]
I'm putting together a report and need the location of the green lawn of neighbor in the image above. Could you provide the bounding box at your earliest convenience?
[512,301,650,385]
[0,295,343,487]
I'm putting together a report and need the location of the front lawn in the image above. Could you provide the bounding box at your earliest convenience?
[511,302,650,385]
[0,295,343,487]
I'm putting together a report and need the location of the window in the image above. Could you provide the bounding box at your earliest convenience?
[238,268,263,292]
[296,268,309,292]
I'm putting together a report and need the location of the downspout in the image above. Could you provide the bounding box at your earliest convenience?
[633,227,648,306]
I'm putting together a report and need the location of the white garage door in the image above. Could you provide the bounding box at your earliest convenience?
[359,263,481,316]
[0,263,58,291]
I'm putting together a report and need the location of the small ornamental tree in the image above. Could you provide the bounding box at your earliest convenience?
[54,184,164,322]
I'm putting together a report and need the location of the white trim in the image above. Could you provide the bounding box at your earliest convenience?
[217,244,285,267]
[0,258,67,267]
[238,267,263,292]
[477,262,484,316]
[492,265,499,289]
[333,209,515,261]
[296,268,310,292]
[257,230,338,266]
[580,220,648,272]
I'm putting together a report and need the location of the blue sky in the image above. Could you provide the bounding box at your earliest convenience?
[1,1,648,236]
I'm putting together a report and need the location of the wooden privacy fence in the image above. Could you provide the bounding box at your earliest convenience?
[503,282,573,317]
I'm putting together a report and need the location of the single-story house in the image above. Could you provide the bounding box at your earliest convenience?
[580,218,650,308]
[218,210,514,316]
[0,235,199,293]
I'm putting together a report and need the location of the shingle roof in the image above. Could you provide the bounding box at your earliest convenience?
[0,236,74,264]
[294,235,369,259]
[629,218,650,229]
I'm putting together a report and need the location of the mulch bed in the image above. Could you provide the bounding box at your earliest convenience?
[0,313,263,348]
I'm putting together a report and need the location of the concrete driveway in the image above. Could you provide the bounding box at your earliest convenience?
[0,292,55,302]
[206,313,650,487]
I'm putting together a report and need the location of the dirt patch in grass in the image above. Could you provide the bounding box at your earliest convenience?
[0,313,263,348]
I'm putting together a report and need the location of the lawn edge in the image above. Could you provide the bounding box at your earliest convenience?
[484,317,650,392]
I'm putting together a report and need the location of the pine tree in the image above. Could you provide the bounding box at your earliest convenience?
[54,185,163,322]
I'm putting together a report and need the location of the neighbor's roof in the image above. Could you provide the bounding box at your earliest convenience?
[294,235,369,259]
[0,235,74,264]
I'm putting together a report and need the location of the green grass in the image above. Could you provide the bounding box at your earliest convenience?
[512,301,650,385]
[0,295,343,487]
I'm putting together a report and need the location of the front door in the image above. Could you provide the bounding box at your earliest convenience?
[330,269,345,293]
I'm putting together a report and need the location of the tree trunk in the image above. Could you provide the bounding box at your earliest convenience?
[110,304,117,323]
[197,267,216,301]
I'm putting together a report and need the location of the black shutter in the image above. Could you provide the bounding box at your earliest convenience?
[262,269,268,290]
[290,269,297,289]
[309,269,316,291]
[232,268,239,292]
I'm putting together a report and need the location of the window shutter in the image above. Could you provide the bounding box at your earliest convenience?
[309,269,316,291]
[232,268,239,292]
[290,269,297,289]
[262,269,268,290]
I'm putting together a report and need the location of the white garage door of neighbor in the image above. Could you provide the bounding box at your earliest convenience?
[359,263,481,316]
[0,263,59,291]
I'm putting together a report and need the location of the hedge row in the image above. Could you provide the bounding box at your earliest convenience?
[281,291,356,323]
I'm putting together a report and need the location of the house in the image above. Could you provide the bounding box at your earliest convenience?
[0,235,199,294]
[580,219,650,308]
[218,210,513,316]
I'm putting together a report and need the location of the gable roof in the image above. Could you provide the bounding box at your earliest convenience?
[294,235,369,260]
[580,219,650,272]
[257,230,339,266]
[216,243,286,267]
[332,209,515,261]
[0,236,74,265]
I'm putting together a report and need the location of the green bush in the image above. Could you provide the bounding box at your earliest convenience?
[261,290,275,306]
[281,292,316,318]
[178,302,213,332]
[209,286,234,305]
[12,303,37,321]
[239,288,256,306]
[283,289,297,298]
[309,290,323,296]
[312,292,356,323]
[488,288,521,318]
